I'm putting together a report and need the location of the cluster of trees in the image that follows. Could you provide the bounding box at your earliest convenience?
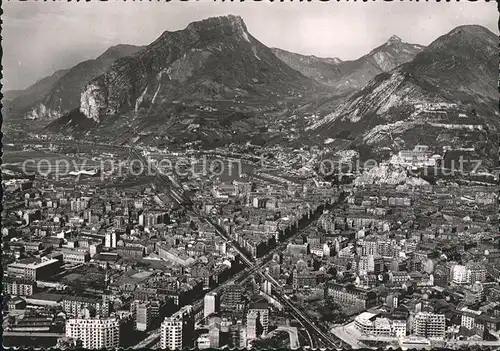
[320,299,348,324]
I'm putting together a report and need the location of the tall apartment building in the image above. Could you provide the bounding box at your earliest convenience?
[414,312,446,339]
[161,319,183,350]
[136,302,152,331]
[246,311,262,344]
[160,305,194,350]
[65,317,120,349]
[451,264,470,284]
[222,284,245,310]
[461,307,482,330]
[208,323,220,348]
[204,292,220,318]
[139,211,168,227]
[357,239,378,256]
[105,231,118,248]
[248,302,269,335]
[229,321,246,348]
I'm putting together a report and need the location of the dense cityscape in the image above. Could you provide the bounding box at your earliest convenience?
[3,133,499,349]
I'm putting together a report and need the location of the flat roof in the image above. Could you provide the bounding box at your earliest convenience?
[9,258,59,269]
[357,312,377,321]
[29,292,64,302]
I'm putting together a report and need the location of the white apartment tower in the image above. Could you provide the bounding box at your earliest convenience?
[65,317,120,349]
[160,318,183,350]
[136,302,152,331]
[248,306,269,335]
[246,311,260,343]
[160,305,194,350]
[451,264,470,284]
[204,292,220,318]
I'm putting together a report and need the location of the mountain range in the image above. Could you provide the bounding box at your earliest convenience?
[5,16,497,164]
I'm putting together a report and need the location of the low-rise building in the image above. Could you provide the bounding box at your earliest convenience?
[7,257,61,281]
[3,277,36,296]
[326,282,377,311]
[61,248,90,264]
[354,312,407,337]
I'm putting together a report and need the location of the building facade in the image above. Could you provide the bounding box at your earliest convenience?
[204,292,220,318]
[65,317,120,349]
[136,302,152,331]
[2,278,36,296]
[160,319,183,350]
[414,312,446,339]
[326,282,377,311]
[7,258,61,281]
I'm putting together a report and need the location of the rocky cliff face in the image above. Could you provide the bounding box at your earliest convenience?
[400,25,497,122]
[273,36,424,91]
[15,44,144,124]
[78,15,313,123]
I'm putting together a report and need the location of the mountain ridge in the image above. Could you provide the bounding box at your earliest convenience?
[309,24,497,163]
[272,35,424,89]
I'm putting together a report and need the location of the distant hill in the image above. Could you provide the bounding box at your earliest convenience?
[4,44,144,125]
[3,69,69,120]
[271,48,343,85]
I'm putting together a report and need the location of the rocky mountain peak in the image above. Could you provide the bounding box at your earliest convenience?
[183,15,250,39]
[426,24,496,54]
[387,35,402,44]
[448,24,493,37]
[73,15,311,124]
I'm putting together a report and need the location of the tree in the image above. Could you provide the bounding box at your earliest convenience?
[251,331,289,349]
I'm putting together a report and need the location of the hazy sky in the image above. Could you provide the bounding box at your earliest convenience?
[3,1,497,91]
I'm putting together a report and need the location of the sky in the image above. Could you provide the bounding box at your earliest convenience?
[2,1,497,91]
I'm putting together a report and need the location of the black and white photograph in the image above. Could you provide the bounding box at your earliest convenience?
[1,0,499,349]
